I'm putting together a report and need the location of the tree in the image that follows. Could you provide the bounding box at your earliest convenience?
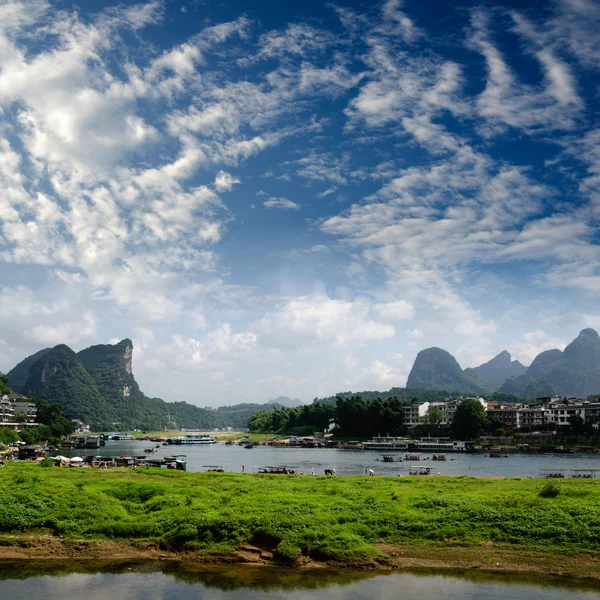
[425,406,443,427]
[451,399,487,440]
[568,414,585,435]
[0,428,19,445]
[10,412,28,423]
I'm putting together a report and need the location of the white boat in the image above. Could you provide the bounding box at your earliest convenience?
[167,434,216,445]
[362,436,411,451]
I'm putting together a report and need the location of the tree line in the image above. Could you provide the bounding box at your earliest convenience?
[248,396,520,440]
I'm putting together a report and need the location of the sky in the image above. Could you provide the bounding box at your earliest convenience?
[0,0,599,406]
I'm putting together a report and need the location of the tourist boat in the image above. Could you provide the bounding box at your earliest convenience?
[432,454,447,461]
[256,465,298,474]
[362,436,410,451]
[405,454,420,461]
[408,465,433,476]
[167,434,216,445]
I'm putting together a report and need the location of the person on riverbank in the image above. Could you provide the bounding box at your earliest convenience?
[369,469,374,476]
[241,464,246,473]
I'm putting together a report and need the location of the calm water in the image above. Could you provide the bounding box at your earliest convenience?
[54,440,600,478]
[0,563,599,600]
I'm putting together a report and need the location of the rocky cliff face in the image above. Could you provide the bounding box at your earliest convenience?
[406,347,494,394]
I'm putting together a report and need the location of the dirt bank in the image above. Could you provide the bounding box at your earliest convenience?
[0,536,599,581]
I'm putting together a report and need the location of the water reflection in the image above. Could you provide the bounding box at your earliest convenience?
[0,562,599,600]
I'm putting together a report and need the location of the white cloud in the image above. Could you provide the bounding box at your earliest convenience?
[374,300,415,321]
[263,197,300,210]
[508,330,567,365]
[256,296,395,348]
[214,170,241,192]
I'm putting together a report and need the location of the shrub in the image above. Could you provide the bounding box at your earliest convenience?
[539,482,560,498]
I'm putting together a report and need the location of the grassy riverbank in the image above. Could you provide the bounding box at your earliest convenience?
[1,464,600,578]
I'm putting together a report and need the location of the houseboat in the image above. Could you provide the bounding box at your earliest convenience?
[167,434,216,445]
[413,437,475,453]
[362,436,411,451]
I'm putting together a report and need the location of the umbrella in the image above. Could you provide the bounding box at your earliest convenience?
[53,455,69,461]
[70,457,84,462]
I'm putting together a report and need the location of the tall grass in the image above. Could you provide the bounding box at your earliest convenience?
[2,464,600,562]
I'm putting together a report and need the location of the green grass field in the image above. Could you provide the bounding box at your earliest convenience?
[1,464,600,567]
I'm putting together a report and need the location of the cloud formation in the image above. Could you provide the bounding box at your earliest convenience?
[0,0,598,404]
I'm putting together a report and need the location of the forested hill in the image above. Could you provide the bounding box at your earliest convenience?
[6,340,283,431]
[312,388,527,406]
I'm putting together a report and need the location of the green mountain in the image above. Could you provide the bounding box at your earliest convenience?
[7,340,284,431]
[469,350,527,388]
[20,344,114,427]
[498,329,600,398]
[7,347,52,393]
[406,347,494,394]
[268,396,304,408]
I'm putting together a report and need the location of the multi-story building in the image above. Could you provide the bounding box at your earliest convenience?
[0,393,37,429]
[487,404,521,428]
[545,399,587,427]
[0,395,15,423]
[403,397,487,428]
[402,401,430,427]
[517,406,547,428]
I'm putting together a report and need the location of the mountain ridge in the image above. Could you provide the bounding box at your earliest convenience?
[406,347,494,394]
[7,340,289,430]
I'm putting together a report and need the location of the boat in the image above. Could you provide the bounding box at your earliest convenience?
[202,465,226,472]
[405,454,420,461]
[144,447,154,453]
[256,465,298,474]
[163,455,187,470]
[489,452,502,458]
[414,437,475,453]
[362,436,410,451]
[382,455,395,462]
[167,434,216,445]
[408,465,433,476]
[244,443,254,449]
[432,454,447,461]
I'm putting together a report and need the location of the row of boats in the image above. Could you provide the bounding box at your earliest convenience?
[381,454,448,462]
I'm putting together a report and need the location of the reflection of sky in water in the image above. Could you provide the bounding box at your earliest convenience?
[3,572,600,600]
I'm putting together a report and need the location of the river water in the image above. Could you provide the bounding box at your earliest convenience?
[54,440,600,478]
[1,563,599,600]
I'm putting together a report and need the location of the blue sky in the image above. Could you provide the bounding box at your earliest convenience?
[0,0,599,405]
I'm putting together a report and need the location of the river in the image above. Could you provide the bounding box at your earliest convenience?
[53,440,600,477]
[1,563,599,599]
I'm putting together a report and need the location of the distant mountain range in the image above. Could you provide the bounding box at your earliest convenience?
[5,340,294,430]
[267,396,304,408]
[406,328,600,399]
